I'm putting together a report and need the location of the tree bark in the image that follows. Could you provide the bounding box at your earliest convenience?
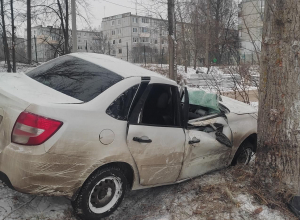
[27,0,31,64]
[65,0,69,54]
[168,0,175,80]
[256,0,300,194]
[10,0,16,72]
[0,0,11,72]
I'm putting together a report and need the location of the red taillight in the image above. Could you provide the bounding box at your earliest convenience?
[12,112,63,145]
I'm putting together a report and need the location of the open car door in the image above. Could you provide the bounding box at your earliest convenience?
[127,79,186,186]
[178,87,233,180]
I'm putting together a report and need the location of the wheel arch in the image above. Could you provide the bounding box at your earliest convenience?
[71,161,135,201]
[231,133,257,165]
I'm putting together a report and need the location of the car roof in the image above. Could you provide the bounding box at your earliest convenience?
[70,53,176,85]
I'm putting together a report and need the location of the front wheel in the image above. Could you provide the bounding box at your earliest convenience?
[231,141,254,166]
[73,166,127,220]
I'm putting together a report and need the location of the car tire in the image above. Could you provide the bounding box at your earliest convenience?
[72,166,127,220]
[231,141,253,166]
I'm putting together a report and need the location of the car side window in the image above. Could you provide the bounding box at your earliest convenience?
[138,84,181,127]
[106,84,139,121]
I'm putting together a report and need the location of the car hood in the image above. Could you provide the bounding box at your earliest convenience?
[220,96,257,114]
[0,72,82,105]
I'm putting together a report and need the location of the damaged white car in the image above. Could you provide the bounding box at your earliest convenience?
[0,53,257,220]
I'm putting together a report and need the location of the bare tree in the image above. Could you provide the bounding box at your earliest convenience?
[27,0,31,64]
[0,0,11,72]
[10,0,16,72]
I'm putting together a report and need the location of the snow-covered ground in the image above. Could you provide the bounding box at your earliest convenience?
[0,165,293,220]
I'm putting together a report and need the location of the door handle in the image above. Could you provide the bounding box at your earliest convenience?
[189,137,200,144]
[133,137,152,143]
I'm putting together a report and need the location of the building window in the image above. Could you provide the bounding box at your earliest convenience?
[133,37,138,43]
[117,19,121,25]
[78,40,81,42]
[119,39,122,43]
[140,27,149,33]
[111,20,115,26]
[117,29,122,34]
[155,39,158,44]
[141,37,149,43]
[142,18,149,23]
[119,49,122,54]
[113,40,116,44]
[132,17,138,23]
[133,28,138,33]
[162,39,164,44]
[112,30,116,35]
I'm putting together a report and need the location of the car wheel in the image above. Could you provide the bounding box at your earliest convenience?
[73,166,127,220]
[232,142,253,166]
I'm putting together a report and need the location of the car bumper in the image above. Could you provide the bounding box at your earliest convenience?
[0,143,102,199]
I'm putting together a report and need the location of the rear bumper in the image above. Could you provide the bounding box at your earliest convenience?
[0,144,101,199]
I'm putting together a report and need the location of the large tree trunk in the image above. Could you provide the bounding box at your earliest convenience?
[256,0,300,193]
[0,0,11,72]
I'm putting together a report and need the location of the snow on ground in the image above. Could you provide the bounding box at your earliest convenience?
[0,166,294,220]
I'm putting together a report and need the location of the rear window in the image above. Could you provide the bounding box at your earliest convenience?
[26,55,123,102]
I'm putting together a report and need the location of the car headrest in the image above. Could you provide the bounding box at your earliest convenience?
[157,93,169,109]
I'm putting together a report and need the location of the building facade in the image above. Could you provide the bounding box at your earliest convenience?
[24,25,100,62]
[101,12,168,63]
[238,0,265,64]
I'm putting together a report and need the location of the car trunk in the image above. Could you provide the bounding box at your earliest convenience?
[0,72,81,152]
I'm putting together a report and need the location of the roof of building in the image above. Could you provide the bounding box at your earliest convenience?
[70,53,175,83]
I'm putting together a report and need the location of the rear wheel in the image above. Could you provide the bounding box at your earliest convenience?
[232,141,253,166]
[73,166,127,220]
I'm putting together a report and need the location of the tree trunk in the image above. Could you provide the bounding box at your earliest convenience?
[168,0,175,80]
[65,0,69,54]
[256,0,300,194]
[205,0,210,67]
[0,0,11,72]
[27,0,31,64]
[10,0,16,72]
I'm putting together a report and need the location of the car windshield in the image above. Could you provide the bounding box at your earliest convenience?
[26,55,124,102]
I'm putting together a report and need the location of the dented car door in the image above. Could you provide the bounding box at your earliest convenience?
[179,116,232,180]
[127,81,185,186]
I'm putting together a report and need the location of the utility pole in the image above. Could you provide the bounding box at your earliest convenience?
[27,0,31,64]
[10,0,16,72]
[168,0,175,80]
[71,0,77,52]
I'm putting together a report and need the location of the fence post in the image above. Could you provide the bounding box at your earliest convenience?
[144,45,146,67]
[127,42,128,61]
[161,47,164,68]
[34,35,37,62]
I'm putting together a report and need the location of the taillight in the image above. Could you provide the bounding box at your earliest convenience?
[12,112,63,145]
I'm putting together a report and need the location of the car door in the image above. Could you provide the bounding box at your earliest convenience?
[178,88,233,180]
[127,80,185,186]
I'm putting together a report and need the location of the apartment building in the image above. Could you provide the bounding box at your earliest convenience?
[238,0,265,64]
[101,12,168,63]
[24,25,100,62]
